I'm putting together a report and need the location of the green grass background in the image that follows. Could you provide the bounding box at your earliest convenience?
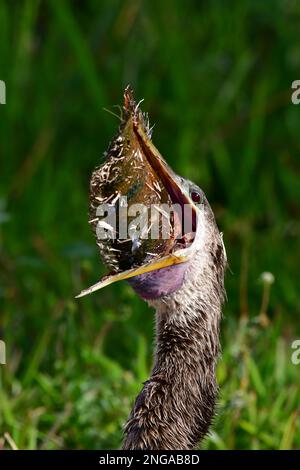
[0,0,300,449]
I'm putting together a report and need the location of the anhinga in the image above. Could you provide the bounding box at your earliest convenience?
[77,87,227,450]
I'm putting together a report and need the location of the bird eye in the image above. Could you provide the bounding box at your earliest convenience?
[190,190,202,204]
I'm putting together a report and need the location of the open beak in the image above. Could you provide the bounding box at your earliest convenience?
[76,95,199,299]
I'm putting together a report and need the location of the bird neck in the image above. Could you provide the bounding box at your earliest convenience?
[123,283,223,450]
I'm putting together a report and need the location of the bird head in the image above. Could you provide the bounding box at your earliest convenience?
[76,87,226,301]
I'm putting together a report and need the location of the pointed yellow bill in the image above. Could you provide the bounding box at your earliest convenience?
[133,119,197,219]
[76,87,199,300]
[75,248,192,298]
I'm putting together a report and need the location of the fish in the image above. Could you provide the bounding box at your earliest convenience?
[77,86,198,298]
[89,86,176,273]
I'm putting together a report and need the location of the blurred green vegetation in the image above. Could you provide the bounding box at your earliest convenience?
[0,0,300,450]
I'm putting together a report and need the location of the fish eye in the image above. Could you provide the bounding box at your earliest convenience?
[190,190,202,204]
